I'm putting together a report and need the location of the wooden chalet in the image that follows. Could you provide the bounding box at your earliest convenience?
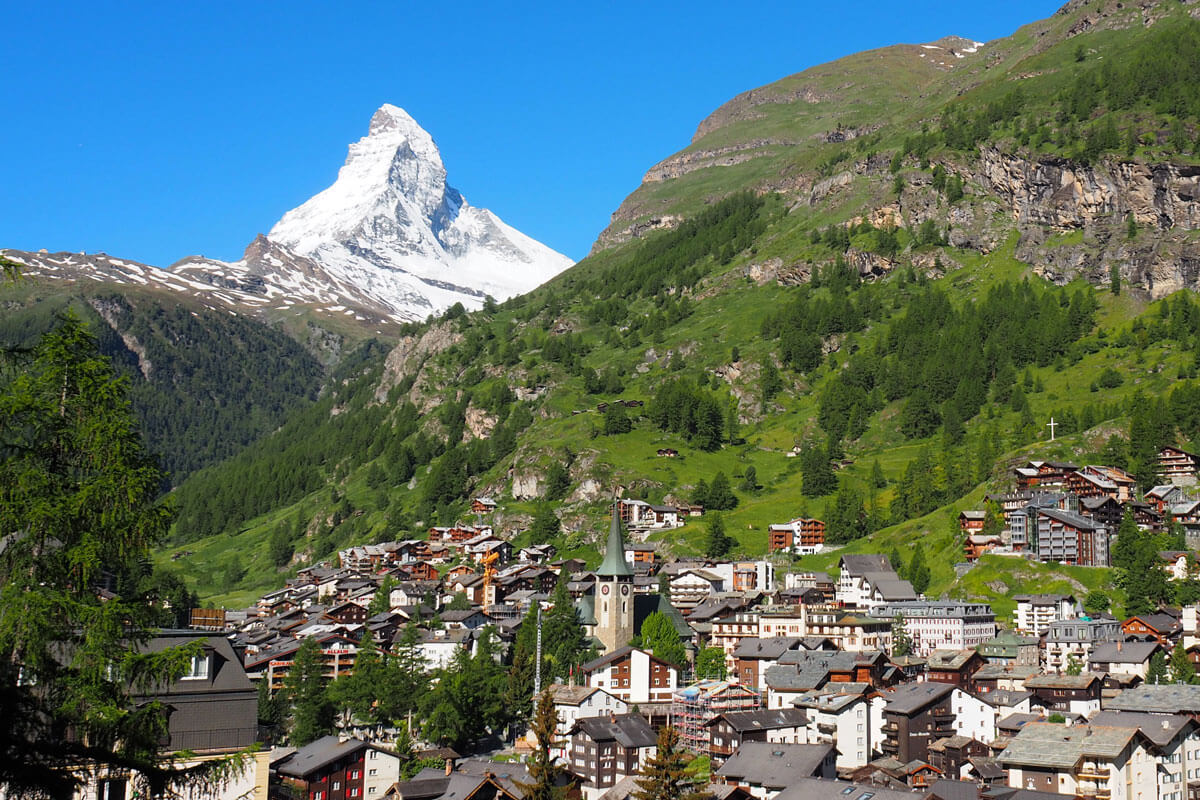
[1014,460,1079,490]
[1159,445,1200,486]
[470,496,498,514]
[958,510,986,534]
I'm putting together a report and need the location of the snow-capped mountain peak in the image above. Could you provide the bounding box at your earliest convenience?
[258,104,571,320]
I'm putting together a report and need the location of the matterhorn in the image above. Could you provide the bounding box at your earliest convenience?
[5,105,573,325]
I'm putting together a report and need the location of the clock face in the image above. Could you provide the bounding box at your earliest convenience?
[621,584,630,596]
[600,584,610,595]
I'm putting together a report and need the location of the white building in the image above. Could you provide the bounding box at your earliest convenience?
[579,646,680,705]
[870,601,997,656]
[835,555,916,611]
[793,689,883,770]
[1011,594,1076,635]
[547,684,629,762]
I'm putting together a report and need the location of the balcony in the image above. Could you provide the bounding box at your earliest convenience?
[816,723,837,734]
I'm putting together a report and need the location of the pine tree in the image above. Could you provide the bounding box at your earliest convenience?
[328,630,384,725]
[529,504,562,545]
[705,512,733,558]
[1148,651,1168,685]
[368,574,397,617]
[285,636,335,746]
[908,544,931,595]
[1170,641,1197,685]
[632,725,701,800]
[891,615,914,657]
[706,472,739,510]
[517,690,569,800]
[0,313,249,797]
[740,466,759,492]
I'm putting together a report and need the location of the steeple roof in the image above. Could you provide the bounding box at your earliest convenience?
[596,503,634,578]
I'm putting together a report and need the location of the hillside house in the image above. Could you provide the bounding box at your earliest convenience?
[580,646,680,705]
[470,497,497,514]
[1013,460,1078,490]
[704,708,810,765]
[1160,445,1200,486]
[1011,594,1076,636]
[567,713,657,800]
[275,735,401,800]
[1034,508,1111,566]
[767,518,826,555]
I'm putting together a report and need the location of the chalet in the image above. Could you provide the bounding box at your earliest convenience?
[275,735,401,800]
[790,688,877,770]
[1088,640,1160,679]
[997,722,1145,800]
[763,650,894,710]
[962,533,1002,561]
[732,637,804,691]
[835,555,916,611]
[470,497,498,514]
[549,684,629,760]
[1013,460,1078,490]
[1024,672,1105,715]
[1076,464,1138,502]
[975,633,1041,667]
[767,518,826,555]
[399,561,439,582]
[1078,494,1123,532]
[958,510,986,534]
[879,681,958,764]
[713,742,836,799]
[669,569,725,608]
[1159,445,1200,486]
[1044,617,1122,672]
[1065,468,1120,502]
[1147,484,1187,514]
[1122,611,1182,646]
[656,448,678,457]
[517,543,556,563]
[1033,508,1110,566]
[676,503,705,517]
[324,600,369,626]
[926,736,989,780]
[338,542,405,572]
[623,542,659,566]
[580,646,681,704]
[673,680,762,754]
[567,713,657,800]
[924,649,986,688]
[1160,550,1192,581]
[704,708,809,765]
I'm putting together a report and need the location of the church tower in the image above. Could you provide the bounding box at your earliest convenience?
[595,503,635,654]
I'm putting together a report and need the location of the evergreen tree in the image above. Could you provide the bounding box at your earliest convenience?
[825,481,868,544]
[907,544,931,595]
[1148,651,1168,685]
[706,512,733,558]
[800,442,837,497]
[368,574,397,617]
[632,725,702,800]
[739,466,759,492]
[529,504,562,545]
[889,546,904,575]
[760,361,784,409]
[1111,262,1123,295]
[603,403,632,435]
[705,472,739,510]
[891,615,914,657]
[871,459,888,489]
[543,579,592,681]
[1171,641,1197,685]
[328,631,385,725]
[641,611,686,667]
[285,636,335,746]
[517,690,570,800]
[0,313,248,797]
[544,461,572,501]
[695,647,727,679]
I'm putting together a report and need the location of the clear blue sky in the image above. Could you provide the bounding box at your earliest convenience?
[1,1,1061,266]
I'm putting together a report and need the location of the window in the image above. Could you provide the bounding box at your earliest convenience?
[333,782,340,791]
[97,779,127,800]
[182,652,210,680]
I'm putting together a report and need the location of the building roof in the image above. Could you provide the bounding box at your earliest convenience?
[883,681,956,715]
[925,649,980,671]
[571,713,657,749]
[997,723,1137,770]
[1087,709,1193,747]
[774,778,917,800]
[714,742,834,789]
[733,637,803,660]
[1025,673,1103,690]
[596,504,634,578]
[277,735,376,778]
[1105,683,1200,713]
[580,645,679,673]
[706,708,808,732]
[839,554,893,577]
[1089,641,1159,665]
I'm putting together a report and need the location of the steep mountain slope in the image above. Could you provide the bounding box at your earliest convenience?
[0,281,325,484]
[163,0,1200,612]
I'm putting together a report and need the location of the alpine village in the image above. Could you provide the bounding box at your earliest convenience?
[26,2,1200,800]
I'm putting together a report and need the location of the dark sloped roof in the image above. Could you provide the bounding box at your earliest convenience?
[883,681,955,714]
[715,742,834,788]
[707,708,808,732]
[571,713,657,749]
[839,554,893,576]
[277,735,373,778]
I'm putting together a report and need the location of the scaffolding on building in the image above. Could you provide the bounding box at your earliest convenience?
[671,679,761,754]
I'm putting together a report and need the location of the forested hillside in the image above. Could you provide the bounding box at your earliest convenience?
[126,0,1200,609]
[0,281,324,483]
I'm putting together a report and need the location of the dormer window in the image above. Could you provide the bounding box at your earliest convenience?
[182,652,210,680]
